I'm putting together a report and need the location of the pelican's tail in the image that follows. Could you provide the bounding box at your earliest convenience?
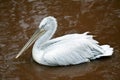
[101,45,113,56]
[92,45,113,59]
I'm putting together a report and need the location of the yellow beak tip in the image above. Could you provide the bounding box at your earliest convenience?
[15,54,20,59]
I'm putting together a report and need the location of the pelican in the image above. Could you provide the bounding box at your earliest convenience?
[16,16,113,66]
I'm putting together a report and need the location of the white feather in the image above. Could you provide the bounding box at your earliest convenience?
[32,16,113,66]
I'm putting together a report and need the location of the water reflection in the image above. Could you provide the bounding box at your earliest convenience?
[0,0,120,80]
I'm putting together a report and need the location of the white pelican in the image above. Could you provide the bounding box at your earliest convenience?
[16,16,113,66]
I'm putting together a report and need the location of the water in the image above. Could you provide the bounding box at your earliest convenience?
[0,0,120,80]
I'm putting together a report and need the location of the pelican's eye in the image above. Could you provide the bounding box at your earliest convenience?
[41,23,47,29]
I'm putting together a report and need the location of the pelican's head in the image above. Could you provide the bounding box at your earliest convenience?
[15,16,57,58]
[39,16,57,31]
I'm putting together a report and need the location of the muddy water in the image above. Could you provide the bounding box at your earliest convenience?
[0,0,120,80]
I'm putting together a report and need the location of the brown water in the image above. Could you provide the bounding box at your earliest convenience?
[0,0,120,80]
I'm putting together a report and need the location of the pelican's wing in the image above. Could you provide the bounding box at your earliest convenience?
[41,32,95,49]
[42,33,105,66]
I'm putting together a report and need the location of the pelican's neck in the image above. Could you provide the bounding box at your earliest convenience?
[33,28,56,49]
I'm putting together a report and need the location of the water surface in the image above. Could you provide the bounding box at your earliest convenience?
[0,0,120,80]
